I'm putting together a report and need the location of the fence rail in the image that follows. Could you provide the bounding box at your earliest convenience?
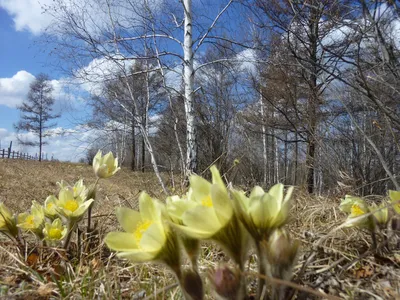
[1,149,37,160]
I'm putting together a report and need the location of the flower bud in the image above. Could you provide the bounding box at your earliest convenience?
[266,229,298,280]
[182,270,203,300]
[93,150,120,179]
[0,202,18,238]
[209,265,241,299]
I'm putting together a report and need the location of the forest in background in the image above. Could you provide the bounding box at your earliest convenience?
[42,0,400,196]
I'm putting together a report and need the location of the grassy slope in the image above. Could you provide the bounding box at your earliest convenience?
[0,159,399,299]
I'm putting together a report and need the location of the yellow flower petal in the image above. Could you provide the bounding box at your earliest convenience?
[105,232,139,251]
[116,207,142,233]
[211,184,232,225]
[182,206,221,237]
[117,249,159,262]
[189,175,211,204]
[139,192,159,221]
[139,222,166,251]
[210,165,226,191]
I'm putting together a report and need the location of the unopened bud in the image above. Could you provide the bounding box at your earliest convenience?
[182,270,203,300]
[86,184,97,201]
[209,265,240,299]
[266,229,298,279]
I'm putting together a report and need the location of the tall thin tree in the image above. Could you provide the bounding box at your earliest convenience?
[14,73,60,161]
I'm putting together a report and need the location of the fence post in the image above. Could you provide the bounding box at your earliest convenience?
[1,149,4,158]
[7,141,12,158]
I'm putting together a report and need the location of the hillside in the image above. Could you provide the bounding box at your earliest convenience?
[0,159,399,299]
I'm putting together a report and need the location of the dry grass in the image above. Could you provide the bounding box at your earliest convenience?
[0,159,400,299]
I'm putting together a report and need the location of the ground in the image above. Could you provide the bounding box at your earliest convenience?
[0,159,399,299]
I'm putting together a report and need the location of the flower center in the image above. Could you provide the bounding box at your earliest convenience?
[25,215,35,226]
[64,200,79,212]
[351,204,365,216]
[48,228,62,240]
[108,166,114,174]
[134,220,153,245]
[201,195,213,207]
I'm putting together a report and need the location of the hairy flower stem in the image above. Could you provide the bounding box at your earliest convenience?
[256,243,268,300]
[63,221,77,251]
[86,178,99,232]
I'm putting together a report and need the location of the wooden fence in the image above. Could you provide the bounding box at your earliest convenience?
[1,149,37,160]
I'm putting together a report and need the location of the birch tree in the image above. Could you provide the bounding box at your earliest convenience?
[45,0,238,180]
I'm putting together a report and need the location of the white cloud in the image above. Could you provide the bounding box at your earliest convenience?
[0,126,95,162]
[1,0,164,36]
[74,56,133,96]
[0,71,76,110]
[236,49,258,75]
[0,0,54,35]
[0,71,35,108]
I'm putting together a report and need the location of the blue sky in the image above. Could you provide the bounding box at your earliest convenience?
[0,2,92,161]
[0,0,252,162]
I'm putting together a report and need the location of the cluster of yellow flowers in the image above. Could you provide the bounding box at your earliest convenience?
[339,192,400,229]
[339,191,400,252]
[105,166,297,299]
[0,150,120,248]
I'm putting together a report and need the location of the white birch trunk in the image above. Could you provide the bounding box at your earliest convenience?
[260,93,267,185]
[183,0,197,175]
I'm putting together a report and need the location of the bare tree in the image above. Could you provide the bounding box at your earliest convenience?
[44,0,240,179]
[14,73,60,162]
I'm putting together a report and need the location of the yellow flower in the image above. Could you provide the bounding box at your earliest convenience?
[339,195,364,213]
[93,150,120,179]
[389,190,400,214]
[57,179,89,199]
[0,203,17,237]
[43,218,67,241]
[17,201,45,236]
[166,195,196,225]
[169,166,233,240]
[168,167,247,267]
[231,183,293,240]
[344,199,373,229]
[105,192,178,263]
[44,195,58,218]
[56,188,94,221]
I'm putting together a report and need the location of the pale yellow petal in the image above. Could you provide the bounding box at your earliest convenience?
[182,206,221,235]
[167,199,197,224]
[211,184,232,225]
[116,207,142,233]
[72,199,94,217]
[105,232,138,251]
[210,165,226,191]
[139,222,166,251]
[117,249,158,262]
[250,186,265,200]
[189,175,211,204]
[139,192,159,221]
[173,223,215,239]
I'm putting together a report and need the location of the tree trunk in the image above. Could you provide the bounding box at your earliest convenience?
[306,2,319,194]
[39,108,42,162]
[260,93,267,186]
[131,113,136,171]
[183,0,197,175]
[142,134,145,172]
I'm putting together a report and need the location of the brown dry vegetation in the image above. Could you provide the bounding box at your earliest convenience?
[0,159,400,299]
